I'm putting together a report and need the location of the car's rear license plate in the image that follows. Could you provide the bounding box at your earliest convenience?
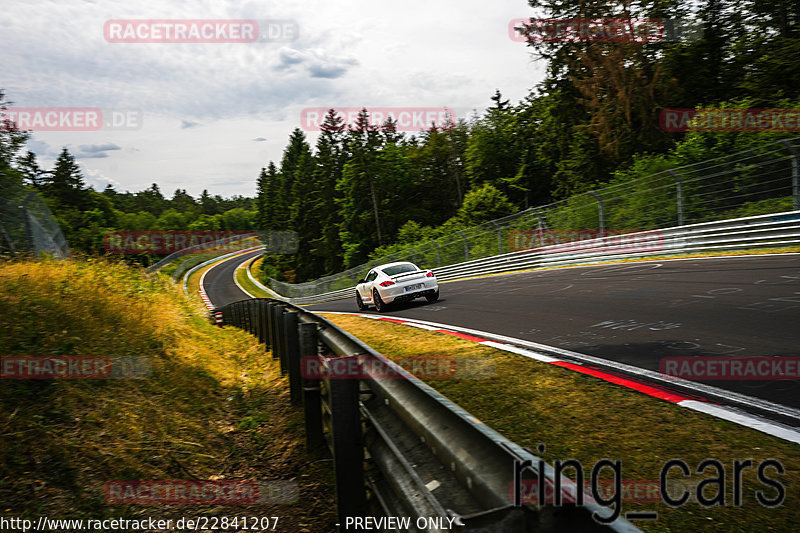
[405,283,423,292]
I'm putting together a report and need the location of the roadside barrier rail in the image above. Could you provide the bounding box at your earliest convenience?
[147,232,259,274]
[215,298,642,533]
[279,210,800,305]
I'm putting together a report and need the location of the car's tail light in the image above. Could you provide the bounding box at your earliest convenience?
[426,271,435,278]
[380,281,395,287]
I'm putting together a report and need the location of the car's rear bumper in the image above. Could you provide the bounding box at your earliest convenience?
[384,287,437,304]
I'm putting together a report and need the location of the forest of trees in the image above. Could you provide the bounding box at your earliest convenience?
[2,0,799,280]
[1,126,255,256]
[255,0,800,282]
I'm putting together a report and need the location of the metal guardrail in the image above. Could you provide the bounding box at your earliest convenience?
[280,209,800,305]
[215,298,642,533]
[181,245,266,297]
[147,232,259,274]
[149,230,299,275]
[267,137,800,300]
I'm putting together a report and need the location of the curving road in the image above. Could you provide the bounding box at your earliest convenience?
[305,255,800,410]
[202,252,800,410]
[202,249,264,308]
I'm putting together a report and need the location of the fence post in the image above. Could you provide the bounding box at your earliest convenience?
[327,359,366,525]
[588,190,605,235]
[781,140,799,210]
[283,311,302,404]
[298,322,325,451]
[456,230,469,261]
[432,241,441,267]
[490,221,502,254]
[668,170,685,225]
[533,208,546,246]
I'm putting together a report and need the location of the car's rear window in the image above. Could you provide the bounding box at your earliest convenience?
[381,264,417,276]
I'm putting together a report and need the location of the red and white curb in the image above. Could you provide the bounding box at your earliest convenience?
[323,312,800,444]
[198,287,224,327]
[198,286,214,311]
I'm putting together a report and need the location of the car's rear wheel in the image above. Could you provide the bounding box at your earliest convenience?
[373,289,387,313]
[356,291,366,311]
[426,289,439,303]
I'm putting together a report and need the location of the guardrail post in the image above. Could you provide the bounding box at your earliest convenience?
[266,302,276,351]
[258,300,268,347]
[283,311,301,403]
[231,302,239,327]
[327,360,366,526]
[276,304,286,364]
[270,303,280,360]
[668,169,685,226]
[588,190,605,235]
[298,322,324,451]
[252,301,259,336]
[781,140,799,210]
[274,306,286,373]
[247,300,256,335]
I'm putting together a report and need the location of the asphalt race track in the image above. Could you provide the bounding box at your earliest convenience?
[305,255,800,409]
[202,249,263,308]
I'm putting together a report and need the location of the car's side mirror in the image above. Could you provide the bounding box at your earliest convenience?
[357,279,365,284]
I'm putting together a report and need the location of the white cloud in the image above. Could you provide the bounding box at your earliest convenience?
[2,0,543,197]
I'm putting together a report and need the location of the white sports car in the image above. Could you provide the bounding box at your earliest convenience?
[355,261,439,312]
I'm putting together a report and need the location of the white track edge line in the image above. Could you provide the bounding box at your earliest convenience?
[320,311,800,444]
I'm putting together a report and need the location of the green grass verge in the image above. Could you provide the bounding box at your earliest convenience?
[235,257,273,299]
[321,314,800,533]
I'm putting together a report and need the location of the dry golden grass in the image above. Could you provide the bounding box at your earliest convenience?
[0,258,335,530]
[323,314,800,533]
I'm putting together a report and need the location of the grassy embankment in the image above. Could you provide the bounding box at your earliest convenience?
[322,314,800,533]
[233,256,273,299]
[158,235,262,278]
[0,258,335,531]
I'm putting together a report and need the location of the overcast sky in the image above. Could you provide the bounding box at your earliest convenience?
[2,0,547,198]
